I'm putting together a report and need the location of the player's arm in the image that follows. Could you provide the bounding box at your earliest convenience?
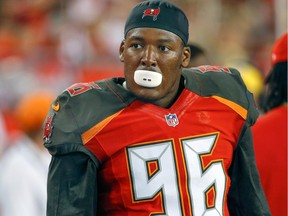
[227,124,271,216]
[43,91,101,216]
[47,151,99,216]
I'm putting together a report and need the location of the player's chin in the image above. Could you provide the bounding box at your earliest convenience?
[133,87,164,101]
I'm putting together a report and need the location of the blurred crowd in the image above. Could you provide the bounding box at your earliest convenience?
[0,0,286,215]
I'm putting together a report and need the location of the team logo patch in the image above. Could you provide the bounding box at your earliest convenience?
[43,114,55,143]
[165,113,179,127]
[52,101,60,112]
[142,8,160,21]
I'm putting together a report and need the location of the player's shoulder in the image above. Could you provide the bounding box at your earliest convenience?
[59,78,133,105]
[43,78,135,155]
[183,65,259,124]
[183,65,245,97]
[50,78,129,119]
[59,78,135,114]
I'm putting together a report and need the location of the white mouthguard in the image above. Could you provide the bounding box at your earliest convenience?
[134,70,162,88]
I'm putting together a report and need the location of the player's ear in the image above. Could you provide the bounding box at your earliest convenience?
[181,46,191,68]
[119,40,125,62]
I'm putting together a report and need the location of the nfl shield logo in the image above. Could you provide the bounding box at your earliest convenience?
[165,113,179,127]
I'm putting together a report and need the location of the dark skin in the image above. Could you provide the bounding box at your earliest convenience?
[119,28,191,108]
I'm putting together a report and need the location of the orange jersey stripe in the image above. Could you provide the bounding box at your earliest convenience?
[211,96,247,120]
[82,109,124,144]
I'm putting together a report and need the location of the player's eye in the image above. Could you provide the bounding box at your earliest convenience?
[131,43,143,49]
[159,45,169,52]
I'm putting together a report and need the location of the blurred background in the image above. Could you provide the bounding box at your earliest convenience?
[0,0,286,146]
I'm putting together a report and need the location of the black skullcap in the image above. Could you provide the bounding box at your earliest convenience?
[124,0,189,45]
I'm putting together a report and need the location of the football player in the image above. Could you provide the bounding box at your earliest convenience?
[44,1,270,215]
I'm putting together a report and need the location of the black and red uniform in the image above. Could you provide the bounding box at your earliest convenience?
[44,66,270,216]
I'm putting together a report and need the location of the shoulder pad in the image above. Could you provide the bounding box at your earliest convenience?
[43,79,135,155]
[183,66,259,125]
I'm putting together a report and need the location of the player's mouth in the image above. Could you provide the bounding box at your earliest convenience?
[134,70,162,88]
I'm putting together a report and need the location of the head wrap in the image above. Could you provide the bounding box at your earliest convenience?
[124,0,189,45]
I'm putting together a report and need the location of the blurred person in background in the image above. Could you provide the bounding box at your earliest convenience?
[252,32,287,216]
[0,91,54,216]
[187,43,211,67]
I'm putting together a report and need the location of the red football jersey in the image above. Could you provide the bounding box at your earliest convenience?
[44,67,270,216]
[83,89,244,215]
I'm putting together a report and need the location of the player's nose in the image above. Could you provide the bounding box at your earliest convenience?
[141,45,157,68]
